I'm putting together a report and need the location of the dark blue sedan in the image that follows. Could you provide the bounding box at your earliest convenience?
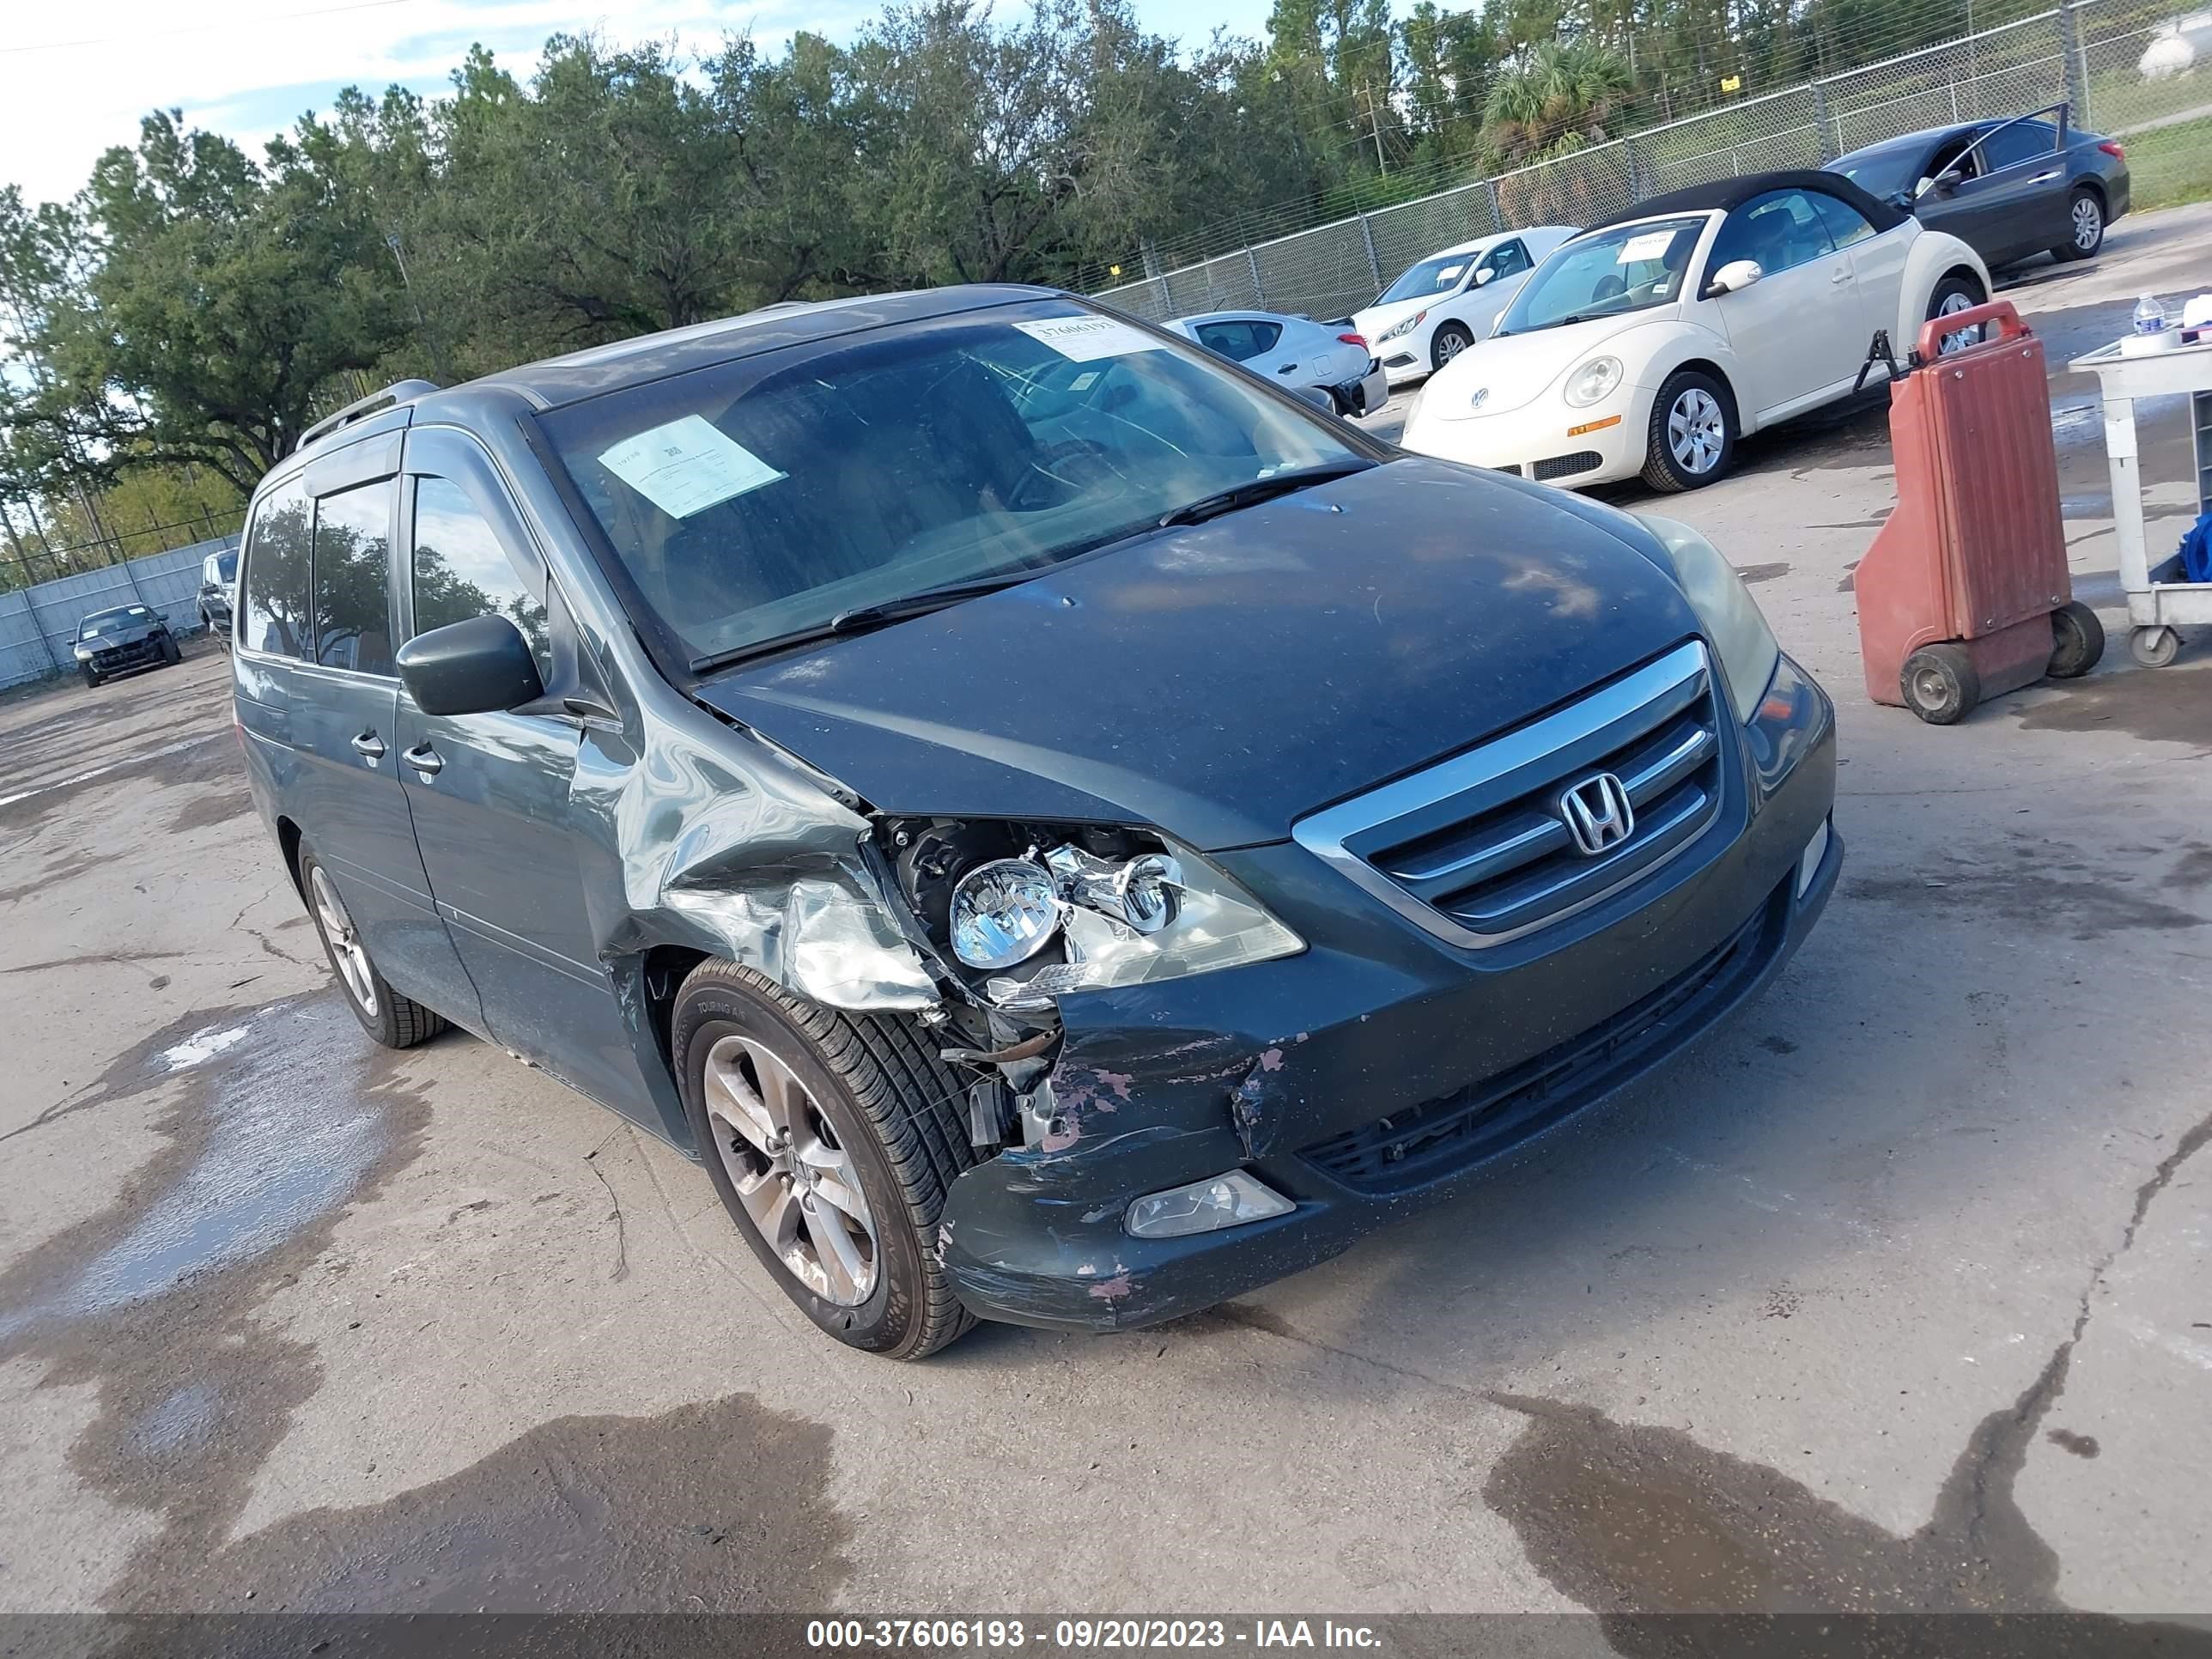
[1827,102,2130,269]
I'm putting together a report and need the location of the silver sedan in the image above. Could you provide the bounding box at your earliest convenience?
[1164,310,1390,418]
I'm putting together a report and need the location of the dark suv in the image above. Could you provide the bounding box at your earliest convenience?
[232,288,1838,1358]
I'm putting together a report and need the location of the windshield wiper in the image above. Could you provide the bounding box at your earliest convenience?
[1154,459,1374,530]
[686,574,1036,675]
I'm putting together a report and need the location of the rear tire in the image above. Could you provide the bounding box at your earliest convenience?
[298,840,446,1048]
[2051,188,2105,261]
[673,960,979,1359]
[1901,644,1980,724]
[2047,601,2104,679]
[1640,369,1736,492]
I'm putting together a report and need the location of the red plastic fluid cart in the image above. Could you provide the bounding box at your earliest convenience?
[1854,300,2104,724]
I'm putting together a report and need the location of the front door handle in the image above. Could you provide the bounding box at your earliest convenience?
[1830,267,1850,283]
[350,731,386,761]
[402,742,444,777]
[1277,363,1298,374]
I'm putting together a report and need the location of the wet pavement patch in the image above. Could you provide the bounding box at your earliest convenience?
[1846,834,2206,942]
[170,778,253,836]
[0,994,436,1607]
[112,1394,849,1614]
[2015,661,2212,748]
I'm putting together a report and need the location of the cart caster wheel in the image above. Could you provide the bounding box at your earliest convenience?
[2047,602,2105,679]
[1901,644,1980,725]
[2129,626,2180,669]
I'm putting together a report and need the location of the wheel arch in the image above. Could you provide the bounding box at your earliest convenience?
[276,814,306,905]
[1896,228,1992,344]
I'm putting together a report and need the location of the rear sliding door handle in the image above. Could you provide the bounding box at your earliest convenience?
[349,731,386,761]
[401,742,443,777]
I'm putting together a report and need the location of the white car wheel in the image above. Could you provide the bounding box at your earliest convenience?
[1641,369,1737,493]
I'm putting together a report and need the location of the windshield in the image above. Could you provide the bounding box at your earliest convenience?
[538,301,1362,667]
[216,550,239,580]
[79,607,150,638]
[1498,217,1708,336]
[1829,148,1919,201]
[1377,252,1477,305]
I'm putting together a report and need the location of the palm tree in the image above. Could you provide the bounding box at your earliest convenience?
[1480,40,1634,166]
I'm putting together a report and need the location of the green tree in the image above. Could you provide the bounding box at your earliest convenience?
[1481,40,1635,165]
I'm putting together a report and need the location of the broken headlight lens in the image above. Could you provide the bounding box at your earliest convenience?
[949,859,1062,969]
[974,839,1302,1010]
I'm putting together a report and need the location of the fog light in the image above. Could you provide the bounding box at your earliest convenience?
[1796,817,1831,898]
[1125,1170,1293,1239]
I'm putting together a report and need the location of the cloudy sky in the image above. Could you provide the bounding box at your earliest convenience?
[2,0,1273,208]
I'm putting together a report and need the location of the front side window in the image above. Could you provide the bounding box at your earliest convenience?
[538,301,1361,668]
[241,478,313,659]
[410,477,552,677]
[310,483,395,675]
[1498,216,1706,335]
[1480,239,1531,281]
[1709,190,1836,278]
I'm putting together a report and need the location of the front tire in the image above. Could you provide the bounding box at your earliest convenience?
[673,961,980,1359]
[161,634,183,665]
[1430,322,1474,373]
[81,666,100,688]
[2051,188,2105,261]
[1641,369,1736,492]
[299,841,446,1048]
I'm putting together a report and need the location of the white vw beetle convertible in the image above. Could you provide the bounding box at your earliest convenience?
[1401,171,1993,491]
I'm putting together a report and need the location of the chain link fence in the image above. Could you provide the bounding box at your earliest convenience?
[0,533,240,692]
[1095,0,2184,327]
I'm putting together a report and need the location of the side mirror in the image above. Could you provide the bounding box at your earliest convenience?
[1929,167,1966,195]
[1888,189,1917,212]
[395,614,544,717]
[1709,258,1764,295]
[1291,384,1335,412]
[1473,266,1496,287]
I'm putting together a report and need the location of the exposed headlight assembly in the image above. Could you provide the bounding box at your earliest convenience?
[1377,309,1426,343]
[1564,355,1624,407]
[1637,514,1781,724]
[931,830,1301,1009]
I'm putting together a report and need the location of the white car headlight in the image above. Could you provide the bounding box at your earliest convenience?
[1565,356,1624,407]
[1637,514,1781,724]
[1377,310,1425,343]
[970,837,1302,1009]
[74,646,93,659]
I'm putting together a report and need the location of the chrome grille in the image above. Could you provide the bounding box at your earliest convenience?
[1292,641,1724,948]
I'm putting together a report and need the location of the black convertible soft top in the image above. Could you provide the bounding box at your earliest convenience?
[1589,168,1908,234]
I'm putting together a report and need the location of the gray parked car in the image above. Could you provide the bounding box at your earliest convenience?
[1163,308,1389,416]
[198,547,239,645]
[74,603,181,686]
[232,288,1838,1358]
[1826,104,2130,269]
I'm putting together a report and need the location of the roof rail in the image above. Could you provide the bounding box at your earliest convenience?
[299,379,441,450]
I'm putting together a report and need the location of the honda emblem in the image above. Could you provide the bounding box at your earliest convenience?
[1559,772,1635,856]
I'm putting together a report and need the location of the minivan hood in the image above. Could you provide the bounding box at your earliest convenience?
[1429,311,1676,418]
[695,459,1699,851]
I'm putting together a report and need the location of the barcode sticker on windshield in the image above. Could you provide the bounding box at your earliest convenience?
[1617,231,1676,264]
[598,416,786,519]
[1012,316,1165,362]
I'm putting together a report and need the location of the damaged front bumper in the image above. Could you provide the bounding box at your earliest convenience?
[939,659,1838,1332]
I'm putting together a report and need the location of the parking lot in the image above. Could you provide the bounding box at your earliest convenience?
[3,204,2209,1622]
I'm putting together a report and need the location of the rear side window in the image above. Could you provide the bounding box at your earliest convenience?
[1194,319,1280,362]
[310,483,396,675]
[1807,191,1876,249]
[1981,119,2057,172]
[241,479,313,659]
[410,477,552,677]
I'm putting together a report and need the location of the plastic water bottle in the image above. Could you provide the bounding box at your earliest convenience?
[2133,295,2168,335]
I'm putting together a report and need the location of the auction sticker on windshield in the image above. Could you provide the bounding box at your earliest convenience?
[599,415,787,519]
[1012,316,1166,362]
[1618,230,1677,264]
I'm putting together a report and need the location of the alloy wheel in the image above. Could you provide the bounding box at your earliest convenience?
[1936,289,1981,356]
[2072,196,2101,252]
[309,865,379,1018]
[1667,388,1724,475]
[1435,331,1467,364]
[703,1034,879,1306]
